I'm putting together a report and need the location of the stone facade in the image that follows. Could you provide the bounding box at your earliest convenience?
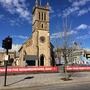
[18,1,52,66]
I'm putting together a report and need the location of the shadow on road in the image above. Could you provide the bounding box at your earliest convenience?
[6,76,34,86]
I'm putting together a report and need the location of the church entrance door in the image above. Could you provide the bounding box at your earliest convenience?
[40,55,44,66]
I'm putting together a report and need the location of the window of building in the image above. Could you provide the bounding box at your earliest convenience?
[0,61,2,65]
[42,24,43,28]
[40,36,45,43]
[44,13,46,20]
[39,12,40,20]
[42,12,43,20]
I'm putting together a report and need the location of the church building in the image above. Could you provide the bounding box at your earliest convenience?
[18,0,53,66]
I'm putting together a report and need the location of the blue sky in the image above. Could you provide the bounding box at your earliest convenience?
[0,0,90,51]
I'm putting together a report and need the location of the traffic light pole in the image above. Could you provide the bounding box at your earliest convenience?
[2,36,12,86]
[4,49,8,86]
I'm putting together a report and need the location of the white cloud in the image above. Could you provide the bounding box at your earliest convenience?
[63,6,79,17]
[0,44,21,52]
[68,0,73,2]
[12,35,28,39]
[76,34,90,40]
[50,30,77,39]
[62,0,90,17]
[67,30,77,35]
[88,7,90,11]
[84,48,90,51]
[0,47,4,51]
[0,14,4,19]
[9,19,20,26]
[78,9,89,16]
[88,31,90,36]
[0,0,31,23]
[69,0,90,5]
[50,32,62,39]
[11,44,21,52]
[49,6,54,13]
[76,24,88,30]
[72,0,90,7]
[76,29,90,40]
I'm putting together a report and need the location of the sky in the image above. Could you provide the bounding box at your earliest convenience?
[0,0,90,51]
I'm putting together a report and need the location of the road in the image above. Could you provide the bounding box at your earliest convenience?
[2,81,90,90]
[1,72,90,90]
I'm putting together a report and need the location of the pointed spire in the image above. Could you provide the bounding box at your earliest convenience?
[47,2,49,7]
[46,2,49,9]
[35,0,39,7]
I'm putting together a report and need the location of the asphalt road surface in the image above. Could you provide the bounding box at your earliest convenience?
[3,81,90,90]
[1,72,90,90]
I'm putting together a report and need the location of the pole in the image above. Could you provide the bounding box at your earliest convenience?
[4,49,8,86]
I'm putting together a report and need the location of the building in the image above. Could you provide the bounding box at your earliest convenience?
[0,50,17,66]
[84,50,90,60]
[59,42,84,65]
[65,42,90,65]
[18,0,52,66]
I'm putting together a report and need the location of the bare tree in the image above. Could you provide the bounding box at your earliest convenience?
[62,17,72,80]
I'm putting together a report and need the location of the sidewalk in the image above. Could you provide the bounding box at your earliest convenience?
[0,72,90,90]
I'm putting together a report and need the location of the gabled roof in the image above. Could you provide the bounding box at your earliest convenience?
[18,36,32,52]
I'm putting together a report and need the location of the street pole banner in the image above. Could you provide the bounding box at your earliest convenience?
[4,55,8,61]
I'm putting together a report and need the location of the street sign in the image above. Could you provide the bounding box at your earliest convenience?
[4,55,8,61]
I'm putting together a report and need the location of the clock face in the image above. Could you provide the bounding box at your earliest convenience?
[40,36,45,43]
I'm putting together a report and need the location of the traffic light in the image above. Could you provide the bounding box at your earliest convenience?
[6,36,12,49]
[2,36,12,49]
[2,39,6,49]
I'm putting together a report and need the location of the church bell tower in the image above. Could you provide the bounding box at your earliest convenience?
[32,0,51,66]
